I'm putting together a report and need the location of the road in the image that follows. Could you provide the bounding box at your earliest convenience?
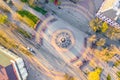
[2,0,120,80]
[16,31,87,80]
[42,0,103,33]
[0,2,73,80]
[4,24,80,80]
[0,24,87,80]
[0,24,53,80]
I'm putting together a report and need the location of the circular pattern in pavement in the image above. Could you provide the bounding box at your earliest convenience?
[51,29,75,52]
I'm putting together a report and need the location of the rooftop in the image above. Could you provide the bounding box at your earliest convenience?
[0,46,18,67]
[98,0,117,13]
[97,0,120,25]
[102,9,117,19]
[0,50,13,67]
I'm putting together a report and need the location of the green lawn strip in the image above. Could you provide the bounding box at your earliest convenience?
[16,28,32,39]
[21,0,28,3]
[30,6,47,15]
[17,10,39,23]
[17,10,39,28]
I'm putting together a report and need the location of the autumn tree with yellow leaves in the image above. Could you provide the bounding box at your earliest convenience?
[89,18,108,33]
[0,14,7,24]
[88,68,102,80]
[106,26,120,40]
[93,45,120,61]
[90,18,120,40]
[96,38,106,47]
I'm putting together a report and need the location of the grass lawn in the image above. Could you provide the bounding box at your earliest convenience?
[17,10,39,28]
[21,0,28,2]
[31,6,47,15]
[16,28,32,39]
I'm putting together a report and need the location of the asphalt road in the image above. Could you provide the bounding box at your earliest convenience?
[3,0,120,80]
[43,0,103,33]
[17,32,87,80]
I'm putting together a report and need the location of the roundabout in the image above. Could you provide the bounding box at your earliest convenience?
[39,17,88,62]
[51,29,75,52]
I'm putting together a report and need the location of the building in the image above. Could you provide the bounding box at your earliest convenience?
[96,0,120,29]
[0,46,28,80]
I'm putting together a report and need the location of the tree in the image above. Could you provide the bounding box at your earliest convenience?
[106,26,120,40]
[88,35,96,43]
[114,60,120,67]
[0,30,17,49]
[107,74,111,80]
[28,0,34,5]
[93,44,119,61]
[88,68,102,80]
[96,38,106,47]
[117,71,120,78]
[0,14,7,24]
[89,18,109,33]
[109,45,120,54]
[21,0,28,2]
[89,18,102,32]
[101,22,108,33]
[64,73,77,80]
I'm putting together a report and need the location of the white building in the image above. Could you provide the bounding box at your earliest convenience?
[96,0,120,28]
[0,46,28,80]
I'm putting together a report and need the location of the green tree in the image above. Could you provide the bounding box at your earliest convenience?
[0,14,7,24]
[21,0,28,2]
[89,18,109,33]
[16,28,32,38]
[107,74,111,80]
[89,18,102,32]
[117,71,120,78]
[114,60,120,67]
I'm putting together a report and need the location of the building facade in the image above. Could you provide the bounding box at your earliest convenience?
[96,0,120,29]
[0,46,28,80]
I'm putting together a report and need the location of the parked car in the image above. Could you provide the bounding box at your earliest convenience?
[27,47,36,54]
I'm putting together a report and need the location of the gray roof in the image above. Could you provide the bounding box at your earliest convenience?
[116,17,120,24]
[102,9,117,19]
